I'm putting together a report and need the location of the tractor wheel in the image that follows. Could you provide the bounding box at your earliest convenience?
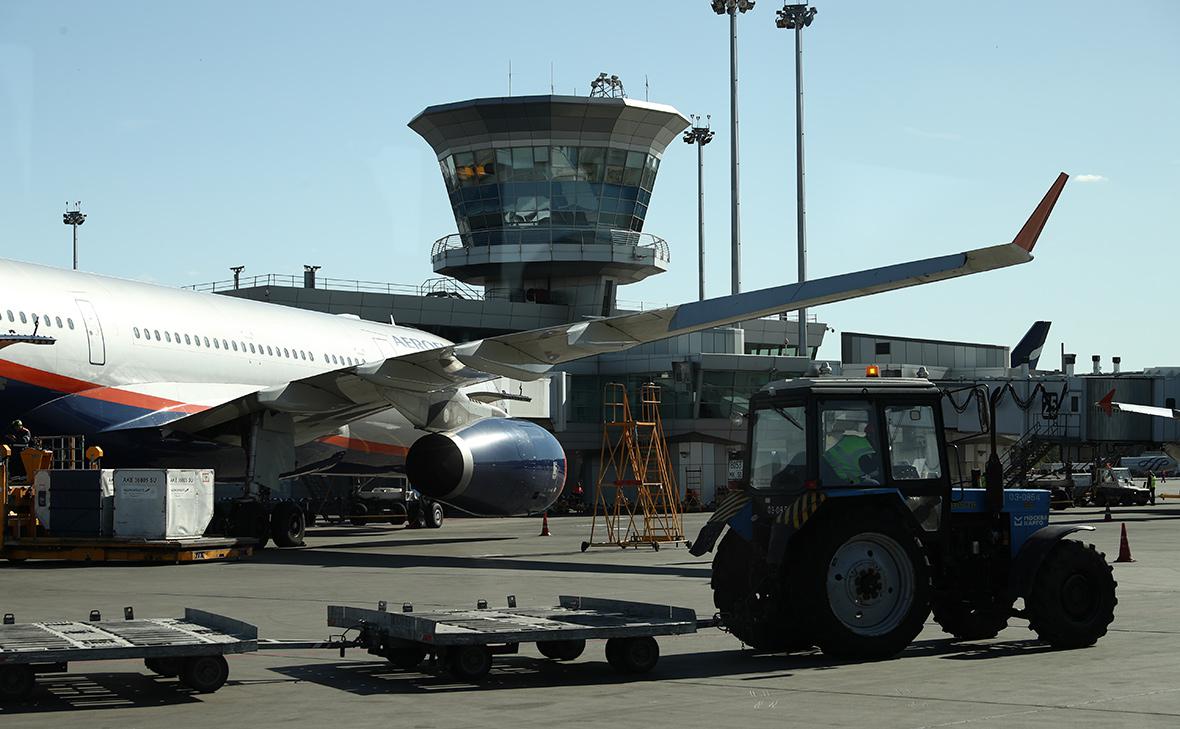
[931,600,1010,641]
[270,502,306,548]
[802,510,930,660]
[711,530,811,652]
[1026,539,1116,649]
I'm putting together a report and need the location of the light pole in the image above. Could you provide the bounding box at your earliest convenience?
[62,201,86,271]
[711,0,754,296]
[682,115,715,302]
[776,2,817,359]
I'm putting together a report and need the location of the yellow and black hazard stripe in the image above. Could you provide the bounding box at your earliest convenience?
[777,491,828,531]
[706,491,753,524]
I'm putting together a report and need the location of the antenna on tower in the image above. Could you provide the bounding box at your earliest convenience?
[550,62,555,94]
[508,59,512,95]
[645,75,649,101]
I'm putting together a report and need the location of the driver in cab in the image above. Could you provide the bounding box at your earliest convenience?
[822,415,883,485]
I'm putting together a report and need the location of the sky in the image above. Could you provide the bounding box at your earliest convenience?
[1,1,1178,369]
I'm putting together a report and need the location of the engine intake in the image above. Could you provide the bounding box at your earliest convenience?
[406,418,566,515]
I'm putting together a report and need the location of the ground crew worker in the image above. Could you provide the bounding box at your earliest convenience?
[5,419,30,448]
[1148,471,1157,505]
[822,417,882,484]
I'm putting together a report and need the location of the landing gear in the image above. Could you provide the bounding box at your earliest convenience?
[270,501,305,548]
[1026,539,1117,648]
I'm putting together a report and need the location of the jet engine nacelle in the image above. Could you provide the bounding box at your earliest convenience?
[405,418,566,516]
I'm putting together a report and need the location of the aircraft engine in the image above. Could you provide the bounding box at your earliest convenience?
[405,418,566,515]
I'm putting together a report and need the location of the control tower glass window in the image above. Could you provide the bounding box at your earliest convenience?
[441,145,661,247]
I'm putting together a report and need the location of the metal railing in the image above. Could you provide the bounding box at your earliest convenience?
[431,229,671,264]
[186,273,490,300]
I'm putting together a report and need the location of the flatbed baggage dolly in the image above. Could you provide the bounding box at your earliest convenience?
[328,596,699,681]
[0,608,257,702]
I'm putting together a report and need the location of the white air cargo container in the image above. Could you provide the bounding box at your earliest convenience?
[34,469,116,537]
[113,469,215,539]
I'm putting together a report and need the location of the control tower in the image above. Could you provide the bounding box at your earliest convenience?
[409,94,689,316]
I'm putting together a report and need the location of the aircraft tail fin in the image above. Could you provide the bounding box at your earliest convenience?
[1011,320,1051,368]
[1097,389,1116,416]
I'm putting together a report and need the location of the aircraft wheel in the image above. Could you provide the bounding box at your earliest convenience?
[271,502,305,548]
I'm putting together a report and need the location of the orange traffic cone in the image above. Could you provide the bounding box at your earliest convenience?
[1115,523,1135,563]
[539,512,551,537]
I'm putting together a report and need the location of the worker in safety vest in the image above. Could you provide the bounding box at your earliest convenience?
[1148,471,1157,505]
[822,418,882,484]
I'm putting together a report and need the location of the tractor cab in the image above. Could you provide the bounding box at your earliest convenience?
[743,377,948,533]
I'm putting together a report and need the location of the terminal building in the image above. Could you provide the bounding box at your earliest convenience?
[201,91,1179,503]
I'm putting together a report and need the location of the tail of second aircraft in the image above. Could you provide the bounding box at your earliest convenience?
[1011,320,1051,369]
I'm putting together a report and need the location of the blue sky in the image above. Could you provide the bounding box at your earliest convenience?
[2,1,1177,369]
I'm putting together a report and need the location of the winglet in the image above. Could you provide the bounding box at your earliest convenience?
[1097,388,1115,416]
[1012,172,1069,252]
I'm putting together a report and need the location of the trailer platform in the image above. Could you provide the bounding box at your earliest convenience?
[0,536,253,563]
[0,608,257,702]
[327,595,698,680]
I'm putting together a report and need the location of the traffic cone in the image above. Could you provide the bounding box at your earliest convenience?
[539,512,551,537]
[1103,503,1113,522]
[1115,523,1135,563]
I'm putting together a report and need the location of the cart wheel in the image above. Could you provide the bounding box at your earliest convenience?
[385,644,428,670]
[145,657,184,677]
[180,655,230,693]
[271,502,306,548]
[447,646,493,680]
[537,639,586,661]
[580,542,590,553]
[653,542,660,552]
[0,665,35,702]
[605,637,659,674]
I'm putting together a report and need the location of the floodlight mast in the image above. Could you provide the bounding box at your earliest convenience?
[711,0,754,296]
[682,116,716,302]
[62,201,86,271]
[776,2,817,359]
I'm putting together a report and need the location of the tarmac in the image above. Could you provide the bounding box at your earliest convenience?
[2,502,1180,729]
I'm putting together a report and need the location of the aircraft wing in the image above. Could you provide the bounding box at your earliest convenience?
[161,172,1067,438]
[1097,389,1180,420]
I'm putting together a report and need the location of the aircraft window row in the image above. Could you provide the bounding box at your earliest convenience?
[6,310,75,330]
[130,326,359,366]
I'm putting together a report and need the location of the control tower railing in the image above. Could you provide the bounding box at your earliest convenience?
[430,229,671,264]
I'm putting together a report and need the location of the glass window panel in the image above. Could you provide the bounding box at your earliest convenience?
[511,147,535,180]
[551,146,578,181]
[474,148,496,185]
[454,151,476,187]
[495,148,513,181]
[750,406,808,491]
[819,401,883,485]
[885,405,943,480]
[577,147,604,182]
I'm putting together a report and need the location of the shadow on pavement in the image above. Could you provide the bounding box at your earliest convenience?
[247,547,711,578]
[267,637,1052,695]
[0,672,210,714]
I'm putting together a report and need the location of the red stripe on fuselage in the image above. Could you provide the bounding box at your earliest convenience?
[319,435,408,457]
[0,359,208,414]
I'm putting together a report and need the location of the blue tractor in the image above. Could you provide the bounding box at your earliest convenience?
[692,376,1117,659]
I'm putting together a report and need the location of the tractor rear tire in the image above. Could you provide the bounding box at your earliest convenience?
[931,600,1010,641]
[802,510,931,660]
[1026,539,1116,649]
[711,530,811,652]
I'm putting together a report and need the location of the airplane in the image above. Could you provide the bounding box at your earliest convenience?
[0,173,1068,542]
[1011,320,1051,369]
[1095,389,1180,474]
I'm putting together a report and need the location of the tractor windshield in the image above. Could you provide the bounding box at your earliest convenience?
[749,405,807,491]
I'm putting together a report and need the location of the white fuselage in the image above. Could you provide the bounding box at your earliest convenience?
[0,258,463,473]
